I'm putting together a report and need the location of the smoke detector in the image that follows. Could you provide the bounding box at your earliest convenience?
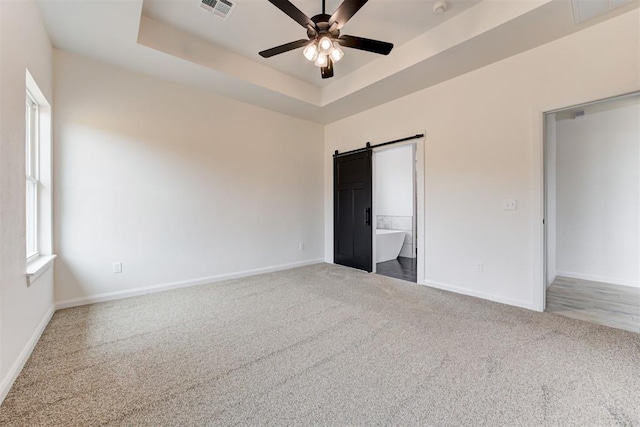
[433,0,449,14]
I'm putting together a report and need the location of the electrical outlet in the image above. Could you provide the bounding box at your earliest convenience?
[113,262,122,274]
[476,262,484,273]
[298,242,305,250]
[503,199,517,210]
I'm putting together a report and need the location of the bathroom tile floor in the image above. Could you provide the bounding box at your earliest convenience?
[376,257,417,283]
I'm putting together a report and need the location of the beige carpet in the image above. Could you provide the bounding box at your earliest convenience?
[1,263,639,426]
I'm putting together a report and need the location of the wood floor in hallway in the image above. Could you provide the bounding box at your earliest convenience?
[546,276,640,333]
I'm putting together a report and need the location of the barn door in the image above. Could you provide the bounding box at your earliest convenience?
[334,150,372,272]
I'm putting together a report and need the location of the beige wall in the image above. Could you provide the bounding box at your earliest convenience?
[53,51,325,305]
[324,9,640,310]
[0,0,55,399]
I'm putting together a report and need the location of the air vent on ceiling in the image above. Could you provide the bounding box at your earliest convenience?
[571,0,632,24]
[200,0,235,20]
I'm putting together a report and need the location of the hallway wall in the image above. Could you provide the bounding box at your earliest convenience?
[555,96,639,287]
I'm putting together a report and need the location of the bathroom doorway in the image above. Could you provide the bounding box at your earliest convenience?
[373,144,418,283]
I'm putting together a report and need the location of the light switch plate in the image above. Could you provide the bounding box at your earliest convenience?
[503,199,517,210]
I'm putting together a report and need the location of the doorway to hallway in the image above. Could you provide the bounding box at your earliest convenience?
[543,92,640,332]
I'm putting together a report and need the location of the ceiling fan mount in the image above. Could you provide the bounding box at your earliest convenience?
[259,0,394,79]
[306,15,340,39]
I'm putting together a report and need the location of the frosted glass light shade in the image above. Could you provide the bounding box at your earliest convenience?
[330,43,344,62]
[314,54,328,67]
[318,36,332,55]
[302,42,319,62]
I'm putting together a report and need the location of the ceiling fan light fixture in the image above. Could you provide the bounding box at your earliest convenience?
[259,0,395,79]
[318,36,333,55]
[303,41,319,61]
[314,54,328,67]
[330,42,344,62]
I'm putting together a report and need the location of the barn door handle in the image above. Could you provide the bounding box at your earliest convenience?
[365,208,371,226]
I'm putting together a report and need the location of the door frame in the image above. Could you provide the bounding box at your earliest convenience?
[534,91,640,313]
[371,133,426,283]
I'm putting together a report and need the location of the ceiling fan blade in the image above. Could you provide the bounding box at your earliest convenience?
[329,0,368,30]
[259,39,309,58]
[267,0,315,29]
[337,35,393,55]
[321,57,334,79]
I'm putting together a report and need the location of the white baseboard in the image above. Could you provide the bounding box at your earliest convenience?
[56,258,324,310]
[0,305,55,404]
[555,271,639,288]
[421,280,536,311]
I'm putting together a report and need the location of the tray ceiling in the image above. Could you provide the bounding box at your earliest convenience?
[36,0,639,123]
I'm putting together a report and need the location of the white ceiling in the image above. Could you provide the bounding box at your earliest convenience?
[141,0,481,86]
[36,0,639,124]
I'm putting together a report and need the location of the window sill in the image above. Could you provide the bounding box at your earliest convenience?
[26,254,57,287]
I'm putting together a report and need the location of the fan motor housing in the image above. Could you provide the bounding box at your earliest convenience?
[308,14,340,39]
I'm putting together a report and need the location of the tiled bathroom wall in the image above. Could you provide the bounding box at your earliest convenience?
[377,215,415,258]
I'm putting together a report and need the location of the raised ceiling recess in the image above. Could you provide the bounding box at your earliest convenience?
[35,0,640,123]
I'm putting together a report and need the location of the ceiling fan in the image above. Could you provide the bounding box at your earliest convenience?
[259,0,394,79]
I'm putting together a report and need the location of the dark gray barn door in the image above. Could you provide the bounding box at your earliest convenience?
[334,150,372,272]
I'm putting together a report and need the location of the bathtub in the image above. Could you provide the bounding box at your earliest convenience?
[376,229,406,263]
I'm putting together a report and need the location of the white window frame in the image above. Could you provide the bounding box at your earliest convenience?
[25,69,56,286]
[26,90,40,262]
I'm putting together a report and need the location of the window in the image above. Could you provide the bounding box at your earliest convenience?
[25,90,39,260]
[24,70,55,285]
